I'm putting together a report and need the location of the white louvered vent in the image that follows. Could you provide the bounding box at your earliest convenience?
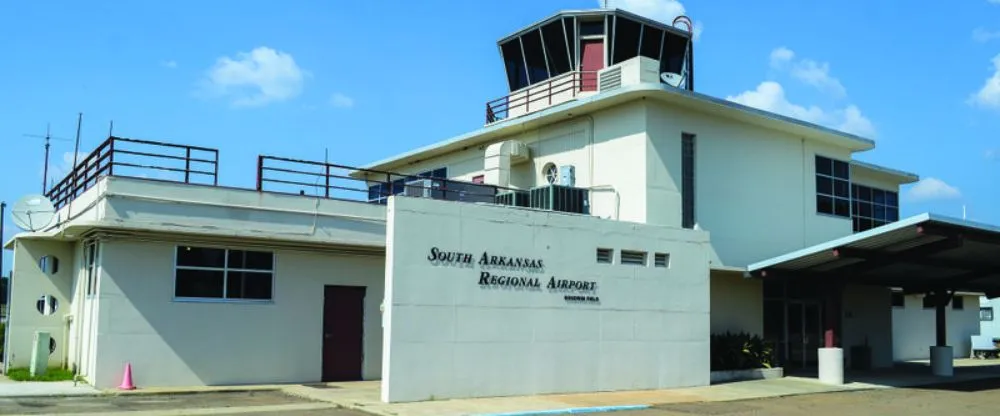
[621,250,647,266]
[654,253,670,268]
[599,67,622,92]
[596,248,613,264]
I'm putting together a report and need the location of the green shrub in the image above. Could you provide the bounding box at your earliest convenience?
[711,331,776,371]
[6,367,75,382]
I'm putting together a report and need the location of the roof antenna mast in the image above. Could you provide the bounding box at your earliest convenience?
[23,123,72,194]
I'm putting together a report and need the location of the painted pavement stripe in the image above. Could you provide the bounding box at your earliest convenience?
[473,404,652,416]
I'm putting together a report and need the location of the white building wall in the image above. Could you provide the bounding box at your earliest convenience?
[91,239,385,388]
[382,196,711,403]
[5,240,75,370]
[980,296,1000,339]
[645,101,853,268]
[891,293,980,361]
[709,271,763,336]
[841,285,893,368]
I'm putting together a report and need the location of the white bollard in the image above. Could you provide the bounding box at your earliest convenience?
[930,346,954,377]
[818,347,844,385]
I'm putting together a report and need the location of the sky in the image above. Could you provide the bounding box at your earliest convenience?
[0,0,998,275]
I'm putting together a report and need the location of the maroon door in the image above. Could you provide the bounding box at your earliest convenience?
[580,39,605,91]
[322,285,367,382]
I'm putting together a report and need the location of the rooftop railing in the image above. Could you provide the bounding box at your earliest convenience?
[46,136,219,209]
[486,70,597,124]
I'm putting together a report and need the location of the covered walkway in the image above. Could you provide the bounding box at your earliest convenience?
[747,213,1000,384]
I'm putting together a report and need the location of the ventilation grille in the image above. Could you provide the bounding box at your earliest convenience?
[654,253,670,268]
[621,250,647,266]
[596,248,613,264]
[599,67,622,92]
[495,190,530,207]
[529,185,589,214]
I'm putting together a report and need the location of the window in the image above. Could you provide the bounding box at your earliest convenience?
[39,256,58,275]
[472,175,485,184]
[852,184,899,232]
[682,133,696,229]
[981,307,994,322]
[953,296,964,310]
[654,253,670,268]
[621,250,647,266]
[175,246,274,301]
[84,241,99,297]
[891,292,904,308]
[367,167,448,204]
[596,248,613,264]
[816,156,851,218]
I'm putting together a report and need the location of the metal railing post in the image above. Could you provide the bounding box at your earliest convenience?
[256,156,264,191]
[108,138,116,177]
[184,147,191,183]
[324,164,331,198]
[213,151,219,186]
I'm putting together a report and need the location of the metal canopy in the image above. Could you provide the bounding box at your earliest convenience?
[746,213,1000,297]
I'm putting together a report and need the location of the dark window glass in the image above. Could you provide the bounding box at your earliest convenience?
[639,25,663,60]
[887,208,899,222]
[834,198,851,217]
[177,246,225,268]
[891,292,904,307]
[817,196,833,215]
[367,184,383,201]
[981,307,994,321]
[874,205,886,220]
[858,186,872,201]
[873,189,886,204]
[579,20,604,36]
[833,160,850,178]
[228,250,273,271]
[682,133,696,229]
[923,296,935,309]
[501,40,529,90]
[834,180,850,198]
[175,269,225,298]
[521,30,549,84]
[858,202,872,217]
[660,34,687,75]
[612,17,641,64]
[542,21,571,76]
[227,272,273,300]
[816,156,832,176]
[391,179,405,194]
[563,18,576,67]
[886,192,898,207]
[953,296,964,310]
[816,177,832,195]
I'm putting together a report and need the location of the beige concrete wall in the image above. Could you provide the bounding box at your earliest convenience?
[383,196,711,402]
[5,239,75,370]
[709,271,763,336]
[646,101,854,267]
[90,239,385,388]
[841,285,893,368]
[891,293,981,361]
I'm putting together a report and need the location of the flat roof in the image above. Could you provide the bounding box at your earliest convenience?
[360,83,877,173]
[851,160,920,184]
[746,213,1000,296]
[496,8,692,46]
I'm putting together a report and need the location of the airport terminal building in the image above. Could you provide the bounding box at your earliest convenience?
[5,8,1000,403]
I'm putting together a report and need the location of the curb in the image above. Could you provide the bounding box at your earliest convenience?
[473,405,651,416]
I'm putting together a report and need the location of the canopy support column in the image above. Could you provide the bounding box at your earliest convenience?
[818,282,844,385]
[929,289,955,377]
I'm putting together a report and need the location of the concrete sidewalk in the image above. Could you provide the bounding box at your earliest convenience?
[0,380,99,397]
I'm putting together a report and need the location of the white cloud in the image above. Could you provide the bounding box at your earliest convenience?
[970,54,1000,110]
[162,60,178,69]
[973,28,1000,43]
[602,0,702,40]
[201,46,306,107]
[330,93,355,109]
[905,177,962,202]
[769,47,794,68]
[726,81,875,137]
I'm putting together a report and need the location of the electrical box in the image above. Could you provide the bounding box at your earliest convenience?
[559,165,576,187]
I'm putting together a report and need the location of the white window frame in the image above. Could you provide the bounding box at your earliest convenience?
[84,241,99,298]
[172,245,276,303]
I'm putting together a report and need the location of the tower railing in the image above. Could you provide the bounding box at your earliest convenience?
[486,70,598,124]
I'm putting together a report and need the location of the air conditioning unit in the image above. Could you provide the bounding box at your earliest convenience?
[495,190,530,207]
[404,179,444,199]
[559,165,576,187]
[443,181,497,204]
[529,185,589,214]
[508,141,530,164]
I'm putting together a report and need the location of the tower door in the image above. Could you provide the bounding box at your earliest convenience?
[580,39,604,91]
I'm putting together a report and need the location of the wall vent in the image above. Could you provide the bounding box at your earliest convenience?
[621,250,647,266]
[654,253,670,268]
[596,248,613,264]
[599,66,622,92]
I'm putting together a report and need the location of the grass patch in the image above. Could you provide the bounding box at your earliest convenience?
[6,367,75,382]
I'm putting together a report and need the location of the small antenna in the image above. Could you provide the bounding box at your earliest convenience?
[108,120,114,137]
[23,123,72,194]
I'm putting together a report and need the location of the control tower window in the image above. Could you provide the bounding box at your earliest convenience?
[611,17,641,65]
[579,20,604,37]
[521,30,549,84]
[541,21,571,76]
[501,41,529,91]
[640,26,663,60]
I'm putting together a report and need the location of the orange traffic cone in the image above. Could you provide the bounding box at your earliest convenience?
[118,362,135,390]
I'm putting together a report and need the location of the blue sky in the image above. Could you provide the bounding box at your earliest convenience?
[1,0,999,274]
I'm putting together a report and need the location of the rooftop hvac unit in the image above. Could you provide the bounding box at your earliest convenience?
[495,190,530,207]
[443,181,497,204]
[404,178,445,199]
[529,185,589,214]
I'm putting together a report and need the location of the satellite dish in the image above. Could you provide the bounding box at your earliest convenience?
[11,194,56,232]
[660,72,684,88]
